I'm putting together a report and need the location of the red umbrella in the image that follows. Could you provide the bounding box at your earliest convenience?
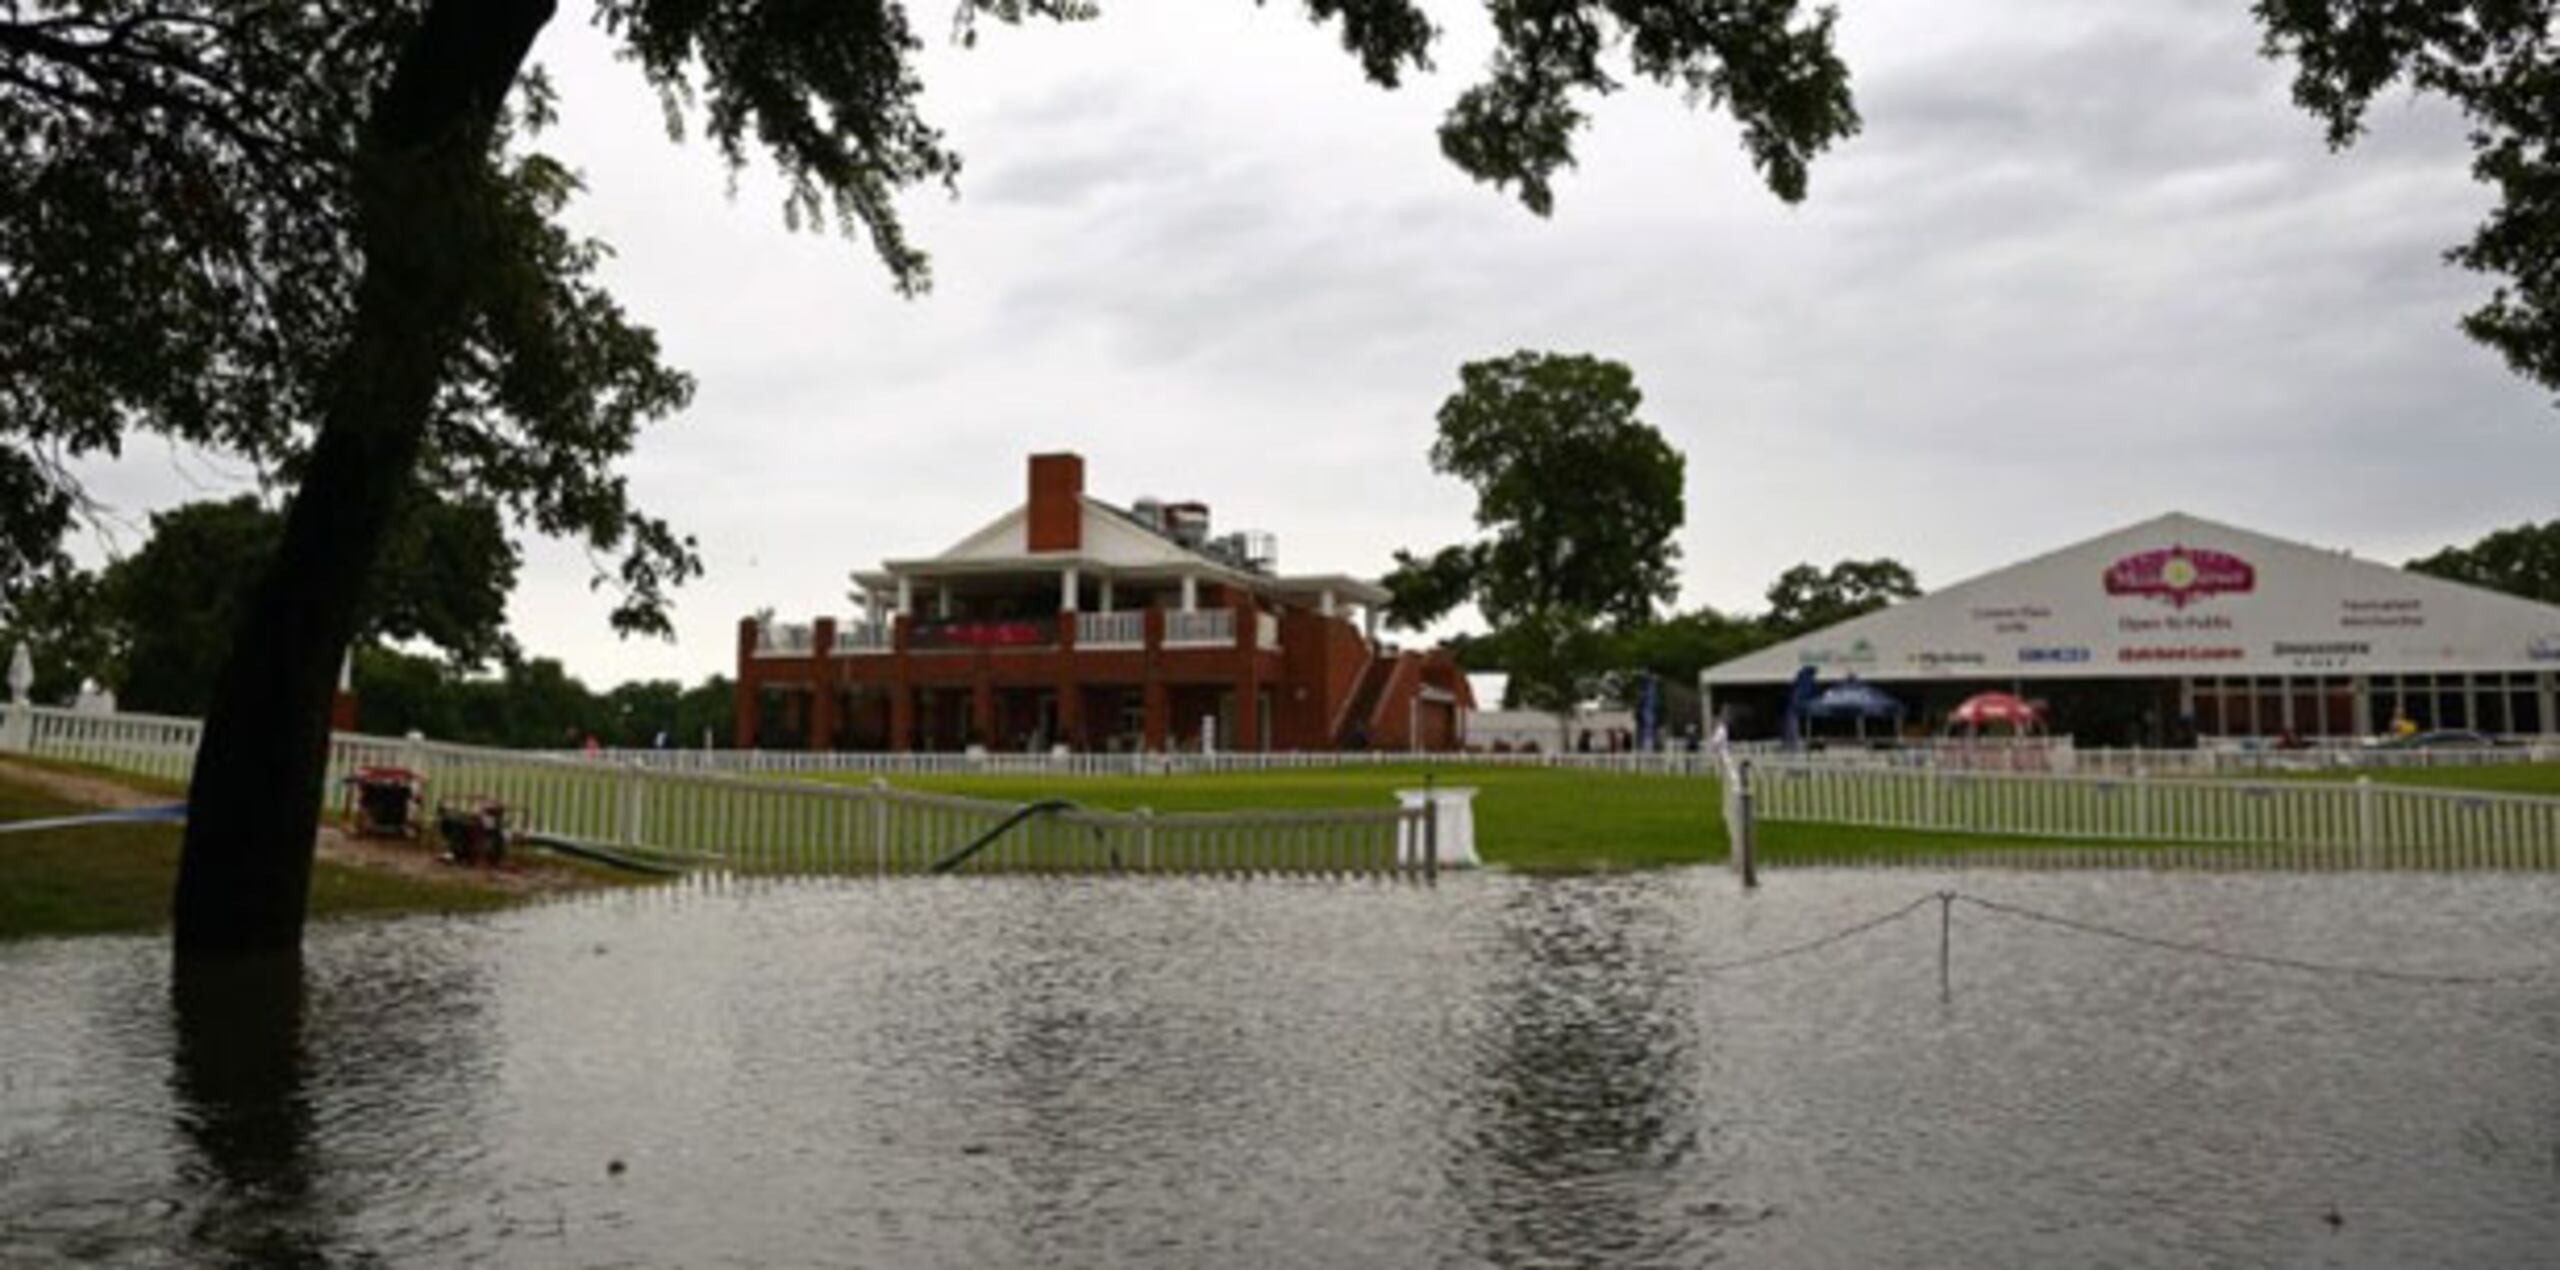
[1947,691,2042,730]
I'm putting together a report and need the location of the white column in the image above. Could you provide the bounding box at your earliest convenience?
[895,576,913,616]
[936,584,953,619]
[2540,671,2555,738]
[1320,588,1337,618]
[1180,574,1197,612]
[1060,566,1080,612]
[1364,605,1379,642]
[1099,576,1115,612]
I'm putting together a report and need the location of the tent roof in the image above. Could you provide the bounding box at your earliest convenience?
[1703,511,2560,685]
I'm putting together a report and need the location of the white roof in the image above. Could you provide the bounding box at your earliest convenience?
[857,496,1384,600]
[1704,512,2560,685]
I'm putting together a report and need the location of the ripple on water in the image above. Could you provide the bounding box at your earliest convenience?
[3,869,2558,1268]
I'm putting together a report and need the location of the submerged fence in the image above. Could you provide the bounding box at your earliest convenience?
[0,704,1434,878]
[1737,758,2560,870]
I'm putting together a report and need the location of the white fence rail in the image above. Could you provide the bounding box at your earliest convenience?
[1076,610,1144,649]
[1740,758,2560,869]
[0,705,1433,878]
[1163,609,1233,647]
[536,745,1729,778]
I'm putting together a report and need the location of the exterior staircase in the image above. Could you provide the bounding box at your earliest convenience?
[1334,656,1399,748]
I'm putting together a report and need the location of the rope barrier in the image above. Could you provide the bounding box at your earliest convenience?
[1695,888,2552,989]
[1698,894,1936,974]
[1951,893,2526,986]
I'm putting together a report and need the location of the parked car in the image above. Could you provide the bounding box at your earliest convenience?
[2375,729,2510,750]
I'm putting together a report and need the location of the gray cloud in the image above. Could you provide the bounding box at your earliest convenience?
[63,0,2560,685]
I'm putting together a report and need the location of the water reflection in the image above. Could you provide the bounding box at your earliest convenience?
[1454,880,1722,1269]
[170,950,325,1269]
[1,874,2554,1269]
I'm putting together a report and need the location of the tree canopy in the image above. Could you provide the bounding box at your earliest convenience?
[2408,519,2560,606]
[1392,350,1686,715]
[1760,557,1920,639]
[2255,1,2560,397]
[0,3,696,632]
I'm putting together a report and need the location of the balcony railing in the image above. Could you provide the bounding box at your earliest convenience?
[835,622,891,654]
[909,617,1059,651]
[755,622,813,657]
[1165,609,1234,647]
[1077,610,1145,649]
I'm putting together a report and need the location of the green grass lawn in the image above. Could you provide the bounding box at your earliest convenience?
[2287,761,2560,797]
[819,763,2213,870]
[1,766,523,941]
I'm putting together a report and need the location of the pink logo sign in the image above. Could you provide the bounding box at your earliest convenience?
[2104,545,2255,610]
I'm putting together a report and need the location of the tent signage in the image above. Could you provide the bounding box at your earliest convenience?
[2104,545,2255,610]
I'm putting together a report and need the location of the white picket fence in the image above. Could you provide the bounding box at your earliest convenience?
[534,738,2560,781]
[1736,758,2560,869]
[538,745,1729,778]
[0,704,1434,878]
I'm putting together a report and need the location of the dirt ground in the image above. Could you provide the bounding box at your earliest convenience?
[0,755,607,896]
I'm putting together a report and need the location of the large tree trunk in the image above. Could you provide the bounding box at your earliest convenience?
[173,0,556,954]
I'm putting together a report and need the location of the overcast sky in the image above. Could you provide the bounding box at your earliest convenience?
[71,0,2560,686]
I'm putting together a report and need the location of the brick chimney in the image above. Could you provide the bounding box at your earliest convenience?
[1027,452,1084,552]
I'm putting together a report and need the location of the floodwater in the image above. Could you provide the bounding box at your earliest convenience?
[5,869,2559,1268]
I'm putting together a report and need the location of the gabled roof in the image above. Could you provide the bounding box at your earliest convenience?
[1704,512,2560,684]
[861,495,1388,601]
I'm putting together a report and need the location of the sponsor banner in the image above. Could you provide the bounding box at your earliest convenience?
[2018,646,2092,664]
[2272,641,2369,659]
[909,618,1057,649]
[1970,605,2053,633]
[2529,635,2560,663]
[2341,598,2424,630]
[2118,614,2233,633]
[2118,646,2245,663]
[1908,651,1987,670]
[2105,545,2255,610]
[1799,637,1879,668]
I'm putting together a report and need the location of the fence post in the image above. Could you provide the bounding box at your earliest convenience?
[1735,760,1758,889]
[401,729,429,792]
[617,761,644,848]
[2133,768,2150,840]
[1137,806,1155,872]
[870,778,890,876]
[2356,776,2376,867]
[1423,773,1439,883]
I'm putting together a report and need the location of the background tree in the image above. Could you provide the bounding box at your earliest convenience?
[2256,3,2560,396]
[1759,558,1920,639]
[0,563,111,704]
[0,0,1860,951]
[1381,544,1482,633]
[92,494,518,717]
[1393,351,1686,745]
[2407,520,2560,606]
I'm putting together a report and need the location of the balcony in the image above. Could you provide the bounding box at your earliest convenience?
[835,622,891,654]
[910,616,1059,651]
[1164,609,1234,648]
[754,622,814,657]
[1077,610,1145,649]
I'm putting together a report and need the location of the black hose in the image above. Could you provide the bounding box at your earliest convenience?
[930,800,1077,874]
[517,831,688,877]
